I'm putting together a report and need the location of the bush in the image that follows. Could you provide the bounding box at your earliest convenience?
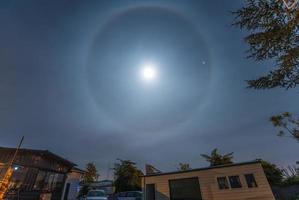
[282,176,299,187]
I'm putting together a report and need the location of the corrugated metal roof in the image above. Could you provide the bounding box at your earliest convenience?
[0,146,76,167]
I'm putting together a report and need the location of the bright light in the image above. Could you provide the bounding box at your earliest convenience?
[141,63,157,81]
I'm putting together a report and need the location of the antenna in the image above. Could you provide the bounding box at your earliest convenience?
[10,136,24,166]
[0,136,24,199]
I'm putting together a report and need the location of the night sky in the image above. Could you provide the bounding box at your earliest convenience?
[0,0,298,178]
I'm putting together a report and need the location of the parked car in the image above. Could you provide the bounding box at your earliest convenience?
[115,191,142,200]
[86,190,108,200]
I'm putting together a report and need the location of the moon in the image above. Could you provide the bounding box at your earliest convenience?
[87,7,211,132]
[140,63,157,81]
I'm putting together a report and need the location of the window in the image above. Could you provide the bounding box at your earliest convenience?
[33,170,46,190]
[8,166,28,190]
[217,177,229,189]
[228,176,242,188]
[51,173,64,190]
[41,172,64,191]
[245,174,258,188]
[169,177,202,200]
[43,172,55,191]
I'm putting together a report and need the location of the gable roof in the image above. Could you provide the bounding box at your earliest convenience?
[0,146,76,167]
[71,167,86,174]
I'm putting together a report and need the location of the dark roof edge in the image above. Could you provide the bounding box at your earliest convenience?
[142,159,262,177]
[72,167,86,173]
[45,150,76,167]
[0,146,76,167]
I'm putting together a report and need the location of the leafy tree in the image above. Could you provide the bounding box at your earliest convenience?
[113,159,143,192]
[233,0,299,142]
[282,176,299,186]
[201,148,234,166]
[281,165,299,186]
[77,162,99,198]
[270,112,299,141]
[232,0,299,89]
[177,163,191,171]
[261,160,283,186]
[83,162,99,183]
[77,185,89,198]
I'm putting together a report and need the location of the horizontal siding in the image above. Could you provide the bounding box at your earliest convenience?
[142,163,275,200]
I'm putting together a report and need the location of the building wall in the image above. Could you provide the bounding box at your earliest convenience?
[2,166,67,200]
[142,163,275,200]
[62,170,83,200]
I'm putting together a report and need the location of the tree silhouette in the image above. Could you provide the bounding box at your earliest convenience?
[201,148,234,166]
[177,163,191,171]
[113,159,143,192]
[83,162,99,183]
[261,160,283,186]
[233,0,299,141]
[78,162,99,198]
[232,0,299,89]
[270,112,299,141]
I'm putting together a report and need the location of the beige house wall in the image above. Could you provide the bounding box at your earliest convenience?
[142,162,275,200]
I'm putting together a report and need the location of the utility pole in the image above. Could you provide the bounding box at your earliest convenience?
[0,136,24,199]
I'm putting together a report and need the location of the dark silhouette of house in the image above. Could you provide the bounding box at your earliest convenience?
[0,146,76,200]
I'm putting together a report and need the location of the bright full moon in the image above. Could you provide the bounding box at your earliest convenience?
[141,63,157,81]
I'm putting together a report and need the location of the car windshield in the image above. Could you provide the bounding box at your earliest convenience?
[87,191,106,197]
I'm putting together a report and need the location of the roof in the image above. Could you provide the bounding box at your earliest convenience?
[71,167,86,173]
[0,146,76,167]
[142,160,262,177]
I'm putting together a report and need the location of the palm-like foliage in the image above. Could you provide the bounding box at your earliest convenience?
[201,148,234,166]
[177,163,191,171]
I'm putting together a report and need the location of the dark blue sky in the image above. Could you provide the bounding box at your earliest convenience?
[0,0,298,178]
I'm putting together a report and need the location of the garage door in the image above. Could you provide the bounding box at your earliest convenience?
[169,177,202,200]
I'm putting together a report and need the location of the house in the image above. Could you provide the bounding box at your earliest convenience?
[0,146,76,200]
[62,167,85,200]
[141,160,275,200]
